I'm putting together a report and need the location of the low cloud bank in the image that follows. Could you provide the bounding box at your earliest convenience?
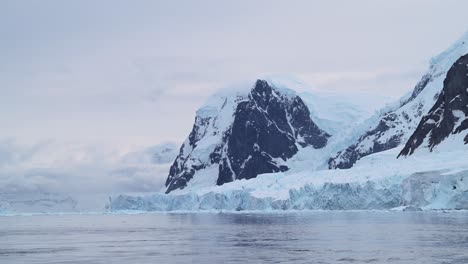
[0,139,177,210]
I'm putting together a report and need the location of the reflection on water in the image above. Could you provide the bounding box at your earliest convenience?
[1,211,468,263]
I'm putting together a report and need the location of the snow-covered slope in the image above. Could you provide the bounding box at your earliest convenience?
[265,76,379,137]
[399,54,468,156]
[329,31,468,169]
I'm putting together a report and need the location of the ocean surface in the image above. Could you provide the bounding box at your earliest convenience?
[1,211,468,264]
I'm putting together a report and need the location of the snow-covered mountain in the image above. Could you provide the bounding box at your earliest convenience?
[165,79,333,193]
[329,31,468,169]
[111,31,468,212]
[399,53,468,156]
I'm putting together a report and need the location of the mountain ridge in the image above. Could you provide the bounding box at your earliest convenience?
[328,31,468,169]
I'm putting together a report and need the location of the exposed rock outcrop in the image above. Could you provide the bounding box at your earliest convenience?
[399,54,468,156]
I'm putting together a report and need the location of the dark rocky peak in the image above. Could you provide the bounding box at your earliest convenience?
[251,79,275,108]
[399,54,468,157]
[165,79,330,193]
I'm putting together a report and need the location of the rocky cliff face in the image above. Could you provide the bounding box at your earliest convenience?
[329,32,468,169]
[399,54,468,156]
[165,79,330,193]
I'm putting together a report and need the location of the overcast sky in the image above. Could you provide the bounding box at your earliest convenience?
[1,0,468,147]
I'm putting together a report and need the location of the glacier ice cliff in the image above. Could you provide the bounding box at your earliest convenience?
[111,169,468,211]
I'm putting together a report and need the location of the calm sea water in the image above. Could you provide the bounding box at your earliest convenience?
[1,211,468,264]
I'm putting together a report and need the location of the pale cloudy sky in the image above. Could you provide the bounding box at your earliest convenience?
[1,0,468,147]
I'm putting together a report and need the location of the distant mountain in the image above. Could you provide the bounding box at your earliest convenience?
[399,54,468,156]
[329,31,468,169]
[0,191,78,214]
[165,79,331,193]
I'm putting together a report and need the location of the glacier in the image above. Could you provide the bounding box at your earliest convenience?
[111,147,468,211]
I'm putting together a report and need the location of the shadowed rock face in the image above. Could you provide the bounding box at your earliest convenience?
[165,79,330,193]
[399,54,468,157]
[223,80,329,182]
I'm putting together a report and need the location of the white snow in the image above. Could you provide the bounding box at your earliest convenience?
[265,75,379,137]
[453,110,466,129]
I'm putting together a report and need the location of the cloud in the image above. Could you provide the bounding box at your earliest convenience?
[0,139,177,202]
[297,67,425,98]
